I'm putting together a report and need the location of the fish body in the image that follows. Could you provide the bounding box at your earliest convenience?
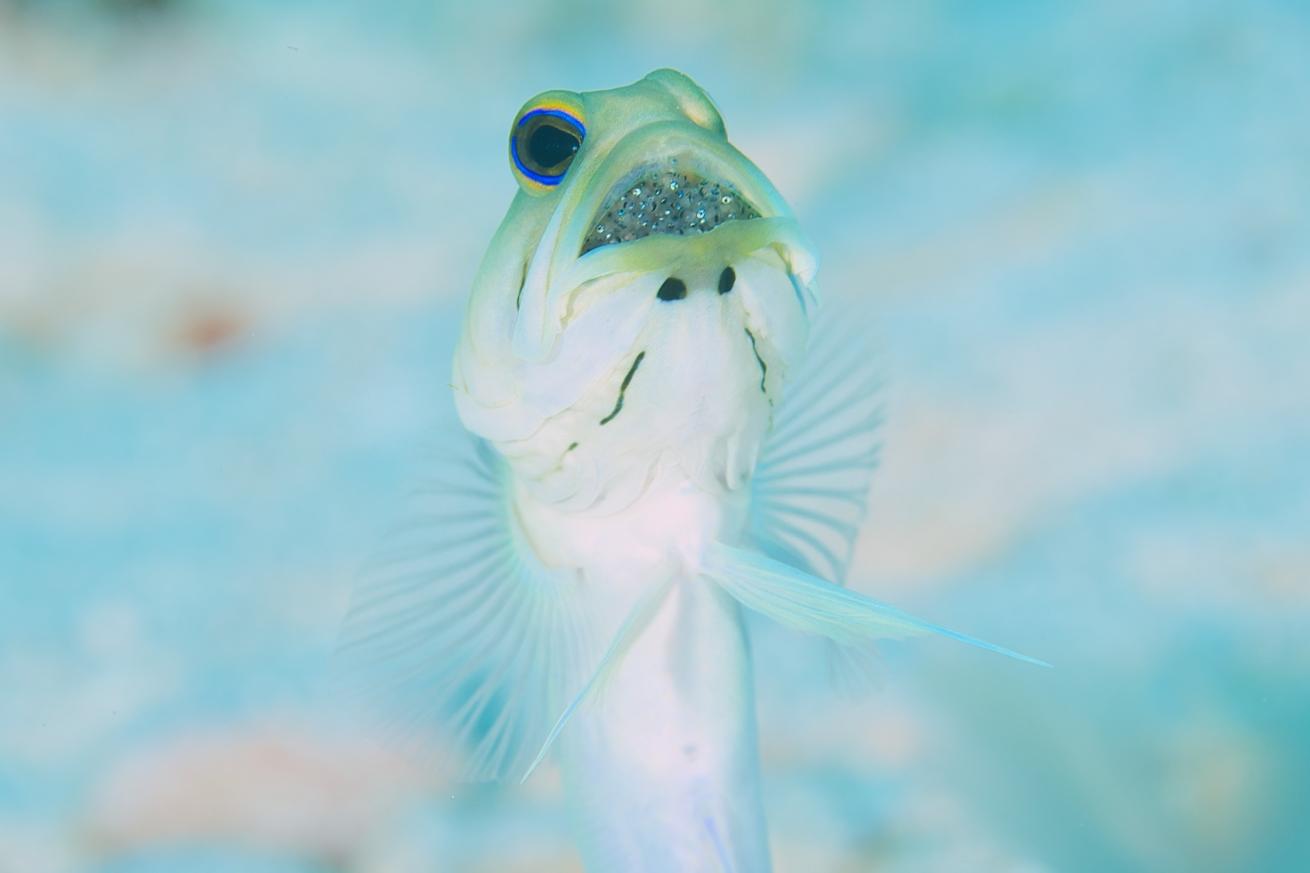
[453,70,808,870]
[341,69,1044,873]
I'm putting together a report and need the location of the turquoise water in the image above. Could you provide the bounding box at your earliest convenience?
[2,2,1308,871]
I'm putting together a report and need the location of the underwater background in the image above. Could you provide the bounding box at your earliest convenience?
[2,1,1308,870]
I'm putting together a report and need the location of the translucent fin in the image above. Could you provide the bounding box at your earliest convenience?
[746,314,886,691]
[520,575,676,783]
[335,435,594,783]
[825,639,886,696]
[747,315,883,584]
[703,543,1049,667]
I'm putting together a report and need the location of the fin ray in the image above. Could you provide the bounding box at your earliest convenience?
[336,434,595,783]
[747,311,884,584]
[520,575,676,782]
[703,542,1048,667]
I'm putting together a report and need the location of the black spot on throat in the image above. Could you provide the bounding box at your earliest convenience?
[718,266,735,294]
[657,277,687,301]
[600,351,645,425]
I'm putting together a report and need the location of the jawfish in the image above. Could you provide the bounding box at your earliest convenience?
[341,69,1043,873]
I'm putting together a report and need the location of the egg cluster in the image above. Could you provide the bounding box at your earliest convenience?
[581,164,760,254]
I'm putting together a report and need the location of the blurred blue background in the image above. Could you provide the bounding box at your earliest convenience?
[2,1,1308,871]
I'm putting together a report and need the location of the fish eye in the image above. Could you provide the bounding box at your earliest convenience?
[509,98,586,192]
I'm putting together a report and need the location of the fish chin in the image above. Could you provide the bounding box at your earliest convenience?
[498,238,814,515]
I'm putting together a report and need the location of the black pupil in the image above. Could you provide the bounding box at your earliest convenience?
[526,121,580,173]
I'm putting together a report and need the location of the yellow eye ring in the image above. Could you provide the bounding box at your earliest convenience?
[509,93,586,194]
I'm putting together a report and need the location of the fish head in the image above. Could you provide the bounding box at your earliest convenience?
[455,69,818,512]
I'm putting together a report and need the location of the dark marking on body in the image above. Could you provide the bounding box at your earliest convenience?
[657,277,687,301]
[600,351,645,425]
[718,266,735,294]
[744,328,768,395]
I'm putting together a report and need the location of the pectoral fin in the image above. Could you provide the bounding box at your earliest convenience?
[335,435,596,783]
[747,313,884,584]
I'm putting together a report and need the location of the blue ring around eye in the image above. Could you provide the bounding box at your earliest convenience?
[511,108,587,186]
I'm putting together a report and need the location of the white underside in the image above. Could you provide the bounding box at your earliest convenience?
[517,469,771,873]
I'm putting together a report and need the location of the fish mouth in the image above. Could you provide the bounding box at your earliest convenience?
[511,121,817,362]
[580,160,762,255]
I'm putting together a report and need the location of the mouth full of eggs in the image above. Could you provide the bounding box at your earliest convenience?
[580,159,761,255]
